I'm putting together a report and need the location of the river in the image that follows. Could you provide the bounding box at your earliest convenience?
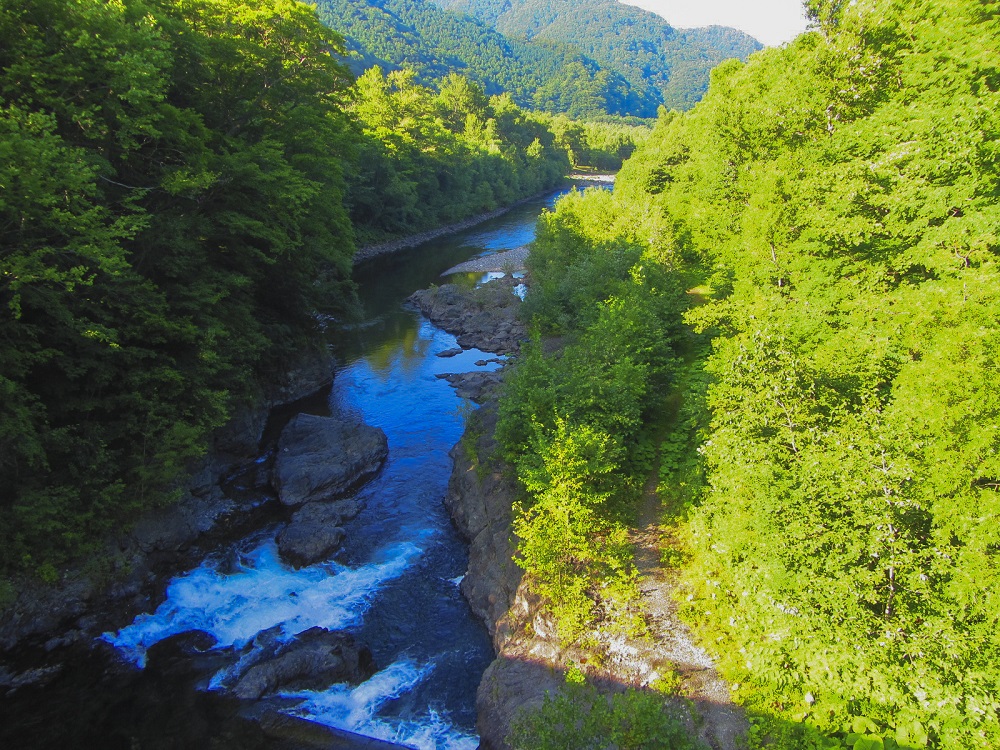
[0,186,587,749]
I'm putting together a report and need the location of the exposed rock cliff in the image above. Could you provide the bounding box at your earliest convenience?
[446,403,747,750]
[447,403,581,750]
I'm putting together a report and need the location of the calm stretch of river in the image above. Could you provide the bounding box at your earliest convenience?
[96,189,572,748]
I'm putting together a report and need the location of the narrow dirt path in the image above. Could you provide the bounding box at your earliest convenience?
[629,430,748,749]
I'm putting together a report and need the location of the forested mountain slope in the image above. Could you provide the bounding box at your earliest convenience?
[315,0,661,117]
[314,0,759,117]
[435,0,763,110]
[498,0,1000,747]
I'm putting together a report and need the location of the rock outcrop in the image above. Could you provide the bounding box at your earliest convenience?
[445,408,521,646]
[407,277,526,356]
[273,414,388,507]
[446,403,575,750]
[445,377,746,749]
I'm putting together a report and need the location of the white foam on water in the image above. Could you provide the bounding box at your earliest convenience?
[387,709,480,750]
[446,575,464,587]
[284,660,479,750]
[512,283,527,300]
[477,271,506,286]
[103,540,422,667]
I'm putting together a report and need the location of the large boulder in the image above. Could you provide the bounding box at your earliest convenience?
[276,525,345,569]
[232,628,374,700]
[275,499,361,568]
[273,414,388,507]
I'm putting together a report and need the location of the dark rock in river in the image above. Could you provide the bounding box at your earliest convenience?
[143,630,230,682]
[232,628,374,700]
[273,415,388,507]
[297,498,362,526]
[276,499,361,568]
[277,525,345,569]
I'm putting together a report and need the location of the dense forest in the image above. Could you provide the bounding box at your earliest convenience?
[0,0,585,578]
[435,0,763,110]
[313,0,658,117]
[0,0,358,580]
[346,69,568,243]
[498,0,1000,748]
[314,0,760,118]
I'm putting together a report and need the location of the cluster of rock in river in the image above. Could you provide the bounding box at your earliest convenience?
[407,274,527,406]
[272,413,388,567]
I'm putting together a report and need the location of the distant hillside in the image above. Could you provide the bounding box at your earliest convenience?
[434,0,763,110]
[314,0,661,117]
[315,0,757,117]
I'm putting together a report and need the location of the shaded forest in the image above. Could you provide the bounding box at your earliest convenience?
[0,0,586,577]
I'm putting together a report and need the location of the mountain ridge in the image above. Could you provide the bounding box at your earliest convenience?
[315,0,761,117]
[434,0,763,110]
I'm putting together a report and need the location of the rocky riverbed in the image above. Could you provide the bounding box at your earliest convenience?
[0,349,408,748]
[407,275,527,357]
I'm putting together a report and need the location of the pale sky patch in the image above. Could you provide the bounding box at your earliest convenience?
[619,0,812,47]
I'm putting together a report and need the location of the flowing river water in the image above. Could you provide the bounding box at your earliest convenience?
[1,186,588,749]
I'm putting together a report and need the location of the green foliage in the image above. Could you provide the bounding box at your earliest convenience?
[0,0,357,573]
[540,115,651,171]
[436,0,762,111]
[607,0,1000,746]
[496,187,687,638]
[510,684,705,750]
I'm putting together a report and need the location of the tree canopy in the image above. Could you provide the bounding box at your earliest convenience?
[501,0,1000,746]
